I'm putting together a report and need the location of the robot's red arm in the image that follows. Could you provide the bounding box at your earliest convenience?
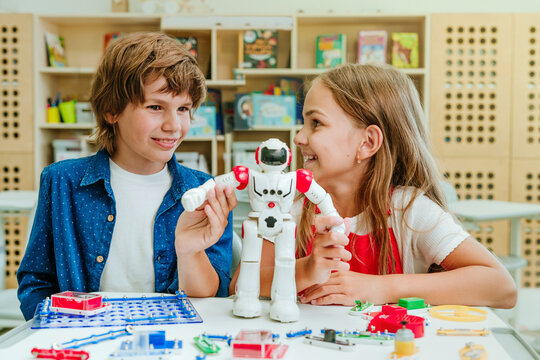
[296,169,313,193]
[233,166,250,190]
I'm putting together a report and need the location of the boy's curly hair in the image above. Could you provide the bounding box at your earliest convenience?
[89,32,206,155]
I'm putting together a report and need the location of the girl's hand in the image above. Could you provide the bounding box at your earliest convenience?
[300,271,390,306]
[175,184,237,256]
[303,216,352,285]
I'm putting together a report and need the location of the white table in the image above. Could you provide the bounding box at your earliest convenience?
[448,200,540,286]
[0,297,537,360]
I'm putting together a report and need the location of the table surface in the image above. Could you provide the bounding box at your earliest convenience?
[449,200,540,222]
[0,296,530,360]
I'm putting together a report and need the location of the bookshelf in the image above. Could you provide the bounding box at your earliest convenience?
[32,13,429,183]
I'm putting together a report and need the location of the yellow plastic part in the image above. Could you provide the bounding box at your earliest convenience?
[395,340,416,356]
[429,305,487,322]
[459,342,487,360]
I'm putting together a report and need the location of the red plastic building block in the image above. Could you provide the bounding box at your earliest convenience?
[50,291,109,316]
[368,305,425,338]
[30,347,89,360]
[232,330,288,359]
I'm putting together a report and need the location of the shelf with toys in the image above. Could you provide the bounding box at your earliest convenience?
[33,12,428,184]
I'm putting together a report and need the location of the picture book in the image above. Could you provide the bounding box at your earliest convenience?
[189,106,216,137]
[104,32,121,53]
[234,93,253,130]
[205,88,223,135]
[251,94,296,127]
[238,29,277,69]
[391,32,419,68]
[357,30,387,64]
[176,36,198,59]
[315,34,346,69]
[279,77,304,124]
[45,32,68,68]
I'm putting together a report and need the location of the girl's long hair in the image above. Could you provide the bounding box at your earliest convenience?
[297,64,447,274]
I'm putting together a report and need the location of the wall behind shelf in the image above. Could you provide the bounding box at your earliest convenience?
[3,0,540,14]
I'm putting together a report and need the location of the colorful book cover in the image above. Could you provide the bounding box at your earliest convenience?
[358,30,387,64]
[279,77,304,124]
[391,32,419,68]
[251,94,296,127]
[315,34,346,69]
[234,93,253,130]
[238,29,277,69]
[205,88,223,134]
[176,36,198,59]
[189,106,216,137]
[104,32,121,53]
[45,32,68,67]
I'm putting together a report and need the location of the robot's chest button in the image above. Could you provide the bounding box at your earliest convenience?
[268,202,275,208]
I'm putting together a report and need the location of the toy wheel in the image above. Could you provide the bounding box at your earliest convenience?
[429,305,487,322]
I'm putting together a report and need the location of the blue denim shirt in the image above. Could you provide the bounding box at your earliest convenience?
[17,150,232,320]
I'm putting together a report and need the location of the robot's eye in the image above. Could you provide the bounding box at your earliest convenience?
[260,147,287,166]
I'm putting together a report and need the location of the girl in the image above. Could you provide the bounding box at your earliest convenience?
[231,63,517,309]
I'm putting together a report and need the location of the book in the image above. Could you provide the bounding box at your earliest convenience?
[189,106,216,137]
[205,88,223,134]
[44,32,68,67]
[391,32,419,68]
[251,94,296,127]
[279,77,304,124]
[357,30,387,64]
[104,32,121,53]
[233,93,253,130]
[315,34,346,69]
[176,36,198,59]
[238,29,277,69]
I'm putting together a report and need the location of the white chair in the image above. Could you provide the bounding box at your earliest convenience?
[0,190,37,330]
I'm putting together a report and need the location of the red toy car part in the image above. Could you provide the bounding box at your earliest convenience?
[31,347,89,360]
[368,305,425,338]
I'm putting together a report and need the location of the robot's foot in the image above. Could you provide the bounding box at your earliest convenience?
[233,296,262,318]
[270,300,299,323]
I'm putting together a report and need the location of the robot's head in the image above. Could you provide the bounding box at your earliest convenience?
[255,138,291,172]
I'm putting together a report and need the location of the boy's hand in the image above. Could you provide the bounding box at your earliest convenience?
[175,184,237,255]
[300,271,390,306]
[303,216,351,285]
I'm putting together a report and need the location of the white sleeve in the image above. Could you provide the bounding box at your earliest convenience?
[397,191,470,266]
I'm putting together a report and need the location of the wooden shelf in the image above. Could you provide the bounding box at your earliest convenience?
[39,123,95,130]
[39,67,95,75]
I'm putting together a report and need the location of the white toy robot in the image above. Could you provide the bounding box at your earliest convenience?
[181,138,345,322]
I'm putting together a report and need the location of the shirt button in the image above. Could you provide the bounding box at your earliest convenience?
[96,255,104,263]
[107,214,114,222]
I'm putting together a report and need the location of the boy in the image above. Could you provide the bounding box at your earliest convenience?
[17,32,236,320]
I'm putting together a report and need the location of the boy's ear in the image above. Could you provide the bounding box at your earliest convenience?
[105,113,118,124]
[357,125,383,161]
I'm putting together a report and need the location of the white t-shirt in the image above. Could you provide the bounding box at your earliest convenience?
[291,186,470,274]
[99,160,172,292]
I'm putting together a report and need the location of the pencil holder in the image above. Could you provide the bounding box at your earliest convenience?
[59,100,76,123]
[46,106,61,123]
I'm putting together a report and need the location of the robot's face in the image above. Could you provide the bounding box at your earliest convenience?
[260,147,287,166]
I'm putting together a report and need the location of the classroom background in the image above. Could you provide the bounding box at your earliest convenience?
[0,0,539,354]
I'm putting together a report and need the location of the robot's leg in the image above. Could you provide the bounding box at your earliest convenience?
[233,219,262,318]
[269,221,299,323]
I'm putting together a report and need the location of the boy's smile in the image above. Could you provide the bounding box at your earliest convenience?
[108,76,193,175]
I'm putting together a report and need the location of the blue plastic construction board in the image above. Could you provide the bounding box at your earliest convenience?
[31,293,202,329]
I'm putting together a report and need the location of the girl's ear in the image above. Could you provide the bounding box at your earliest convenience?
[105,113,117,125]
[357,125,383,161]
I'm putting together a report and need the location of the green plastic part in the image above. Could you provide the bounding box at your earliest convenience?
[193,335,220,354]
[398,297,425,310]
